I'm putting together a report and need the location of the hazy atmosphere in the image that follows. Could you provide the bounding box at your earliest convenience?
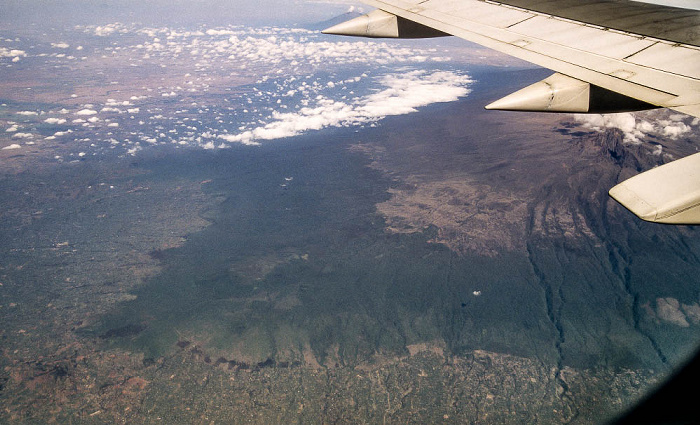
[1,1,700,423]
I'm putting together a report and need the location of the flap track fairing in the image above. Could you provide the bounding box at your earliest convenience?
[486,73,657,113]
[322,9,449,39]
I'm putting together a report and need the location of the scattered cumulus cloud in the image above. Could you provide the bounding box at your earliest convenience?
[44,118,67,124]
[656,297,690,327]
[574,112,696,144]
[93,25,119,36]
[0,48,26,61]
[217,70,471,145]
[74,22,452,76]
[12,132,34,139]
[648,297,700,327]
[661,120,691,138]
[3,23,468,158]
[573,113,644,144]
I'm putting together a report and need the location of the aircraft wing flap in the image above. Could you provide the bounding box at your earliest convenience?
[423,0,534,28]
[495,0,700,45]
[508,15,656,60]
[362,0,700,117]
[609,152,700,224]
[673,104,700,117]
[625,43,700,80]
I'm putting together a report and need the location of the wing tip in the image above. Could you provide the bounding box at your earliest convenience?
[609,180,700,225]
[609,184,658,222]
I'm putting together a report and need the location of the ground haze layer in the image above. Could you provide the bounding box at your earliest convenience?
[1,9,700,425]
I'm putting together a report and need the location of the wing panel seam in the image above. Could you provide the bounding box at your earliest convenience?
[506,15,537,29]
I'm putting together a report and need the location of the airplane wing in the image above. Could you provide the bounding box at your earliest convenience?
[323,0,700,224]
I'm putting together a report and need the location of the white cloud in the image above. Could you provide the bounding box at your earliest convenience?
[17,111,38,116]
[574,111,697,144]
[0,48,26,60]
[663,124,690,138]
[206,29,239,36]
[656,297,690,327]
[217,70,471,145]
[94,25,117,36]
[127,145,142,155]
[661,121,692,139]
[12,132,34,139]
[6,23,465,156]
[573,113,642,143]
[2,144,21,150]
[125,24,451,80]
[106,99,131,106]
[44,118,67,124]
